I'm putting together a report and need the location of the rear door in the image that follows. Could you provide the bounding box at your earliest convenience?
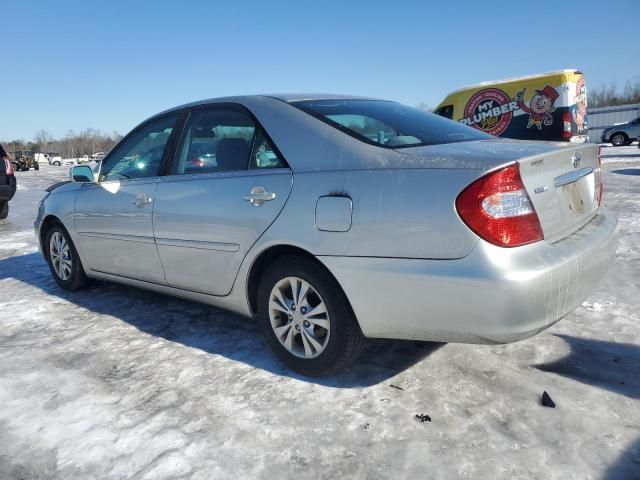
[74,113,181,283]
[153,104,292,296]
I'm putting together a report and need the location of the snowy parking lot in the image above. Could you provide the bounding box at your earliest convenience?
[0,146,638,480]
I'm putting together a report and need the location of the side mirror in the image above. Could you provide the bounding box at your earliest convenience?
[70,165,95,183]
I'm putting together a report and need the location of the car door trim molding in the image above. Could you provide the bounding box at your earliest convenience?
[155,237,240,252]
[159,167,291,183]
[77,232,156,244]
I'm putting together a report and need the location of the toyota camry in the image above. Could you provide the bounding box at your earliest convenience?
[35,95,618,375]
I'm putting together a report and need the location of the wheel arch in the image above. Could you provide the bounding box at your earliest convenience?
[245,244,358,324]
[39,214,67,258]
[611,131,629,143]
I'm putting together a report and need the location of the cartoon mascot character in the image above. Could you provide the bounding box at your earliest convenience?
[572,77,587,133]
[516,85,559,130]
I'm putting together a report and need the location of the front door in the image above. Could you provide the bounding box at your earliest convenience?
[153,105,292,296]
[74,114,180,284]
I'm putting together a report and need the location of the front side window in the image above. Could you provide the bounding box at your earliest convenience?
[292,99,490,148]
[100,115,178,181]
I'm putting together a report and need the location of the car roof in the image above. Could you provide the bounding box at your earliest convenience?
[153,94,382,118]
[264,93,380,102]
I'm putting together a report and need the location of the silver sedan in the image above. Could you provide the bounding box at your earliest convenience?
[35,95,618,375]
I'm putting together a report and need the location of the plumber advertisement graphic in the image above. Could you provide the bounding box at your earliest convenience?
[460,84,560,136]
[438,71,587,141]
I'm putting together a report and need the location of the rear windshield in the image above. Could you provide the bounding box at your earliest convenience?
[291,99,490,148]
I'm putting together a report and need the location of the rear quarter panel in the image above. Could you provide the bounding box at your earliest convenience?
[258,168,481,259]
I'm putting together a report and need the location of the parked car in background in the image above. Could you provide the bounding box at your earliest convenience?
[36,94,618,376]
[61,157,80,167]
[601,117,640,146]
[35,152,64,166]
[10,151,39,171]
[46,153,63,166]
[34,153,50,165]
[0,153,17,219]
[91,152,106,161]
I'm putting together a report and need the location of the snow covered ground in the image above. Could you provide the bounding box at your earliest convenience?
[0,153,638,480]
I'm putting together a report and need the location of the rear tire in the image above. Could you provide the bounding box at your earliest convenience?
[53,161,61,166]
[0,202,8,220]
[257,255,365,376]
[611,133,628,146]
[34,163,40,170]
[45,224,89,291]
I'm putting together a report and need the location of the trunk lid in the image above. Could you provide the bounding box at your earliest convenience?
[398,138,580,170]
[517,143,601,243]
[400,139,602,243]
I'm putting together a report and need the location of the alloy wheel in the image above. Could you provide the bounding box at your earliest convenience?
[268,276,331,359]
[612,134,626,146]
[49,232,72,280]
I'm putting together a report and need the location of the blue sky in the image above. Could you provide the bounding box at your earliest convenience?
[2,0,639,140]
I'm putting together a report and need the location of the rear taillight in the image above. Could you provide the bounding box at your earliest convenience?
[562,112,572,140]
[2,157,13,176]
[455,164,544,248]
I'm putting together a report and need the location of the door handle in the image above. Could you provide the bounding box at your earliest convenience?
[244,186,276,207]
[132,193,153,208]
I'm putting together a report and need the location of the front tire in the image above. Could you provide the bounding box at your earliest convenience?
[0,202,8,220]
[611,133,628,146]
[34,163,40,170]
[45,224,89,291]
[257,256,365,376]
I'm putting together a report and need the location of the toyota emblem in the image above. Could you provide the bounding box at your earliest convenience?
[572,152,582,168]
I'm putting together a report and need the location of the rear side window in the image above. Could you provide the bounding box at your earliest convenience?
[249,130,287,170]
[175,106,287,174]
[176,108,254,174]
[292,99,489,148]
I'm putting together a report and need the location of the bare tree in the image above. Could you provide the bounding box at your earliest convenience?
[34,130,53,153]
[588,81,640,108]
[3,129,123,158]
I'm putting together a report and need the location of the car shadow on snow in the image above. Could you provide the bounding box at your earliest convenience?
[611,168,640,176]
[534,334,640,400]
[0,252,443,388]
[603,437,640,480]
[535,335,640,478]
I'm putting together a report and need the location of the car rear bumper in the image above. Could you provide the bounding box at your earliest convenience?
[320,207,618,344]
